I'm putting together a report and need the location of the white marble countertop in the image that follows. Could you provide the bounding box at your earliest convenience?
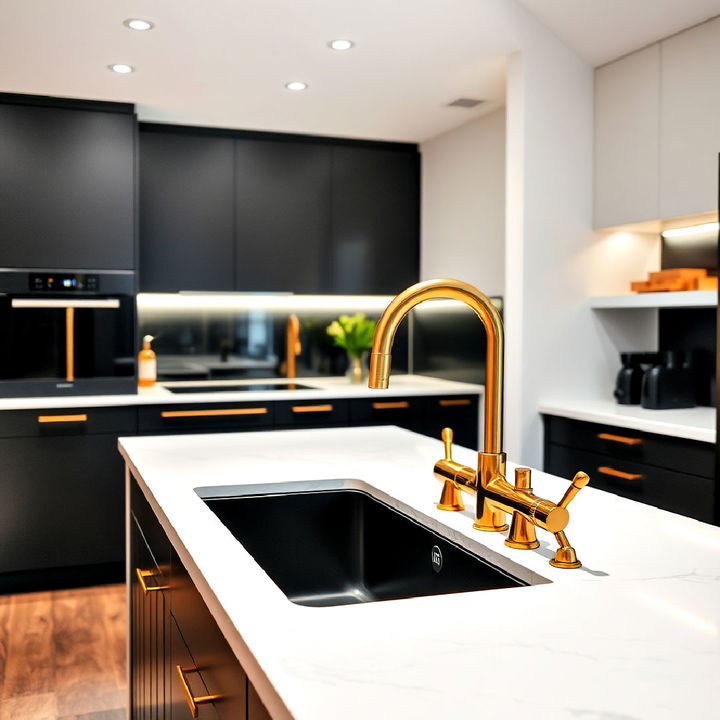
[118,426,720,720]
[0,374,482,411]
[539,397,716,444]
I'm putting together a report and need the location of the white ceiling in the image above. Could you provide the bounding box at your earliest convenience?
[1,1,719,143]
[517,0,720,66]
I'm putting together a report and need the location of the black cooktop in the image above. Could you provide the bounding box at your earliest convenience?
[166,383,315,394]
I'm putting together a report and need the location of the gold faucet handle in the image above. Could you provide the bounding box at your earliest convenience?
[557,471,590,510]
[442,427,453,461]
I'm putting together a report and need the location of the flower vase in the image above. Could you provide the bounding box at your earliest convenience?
[346,352,367,383]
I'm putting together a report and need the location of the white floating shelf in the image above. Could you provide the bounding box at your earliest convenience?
[589,290,717,309]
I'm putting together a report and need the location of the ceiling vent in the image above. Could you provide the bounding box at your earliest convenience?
[446,98,484,108]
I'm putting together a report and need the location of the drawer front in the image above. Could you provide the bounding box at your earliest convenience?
[171,617,220,720]
[138,403,273,435]
[544,415,714,478]
[0,405,137,438]
[275,399,349,428]
[349,396,423,427]
[172,550,247,720]
[546,443,714,523]
[132,478,172,580]
[423,395,479,449]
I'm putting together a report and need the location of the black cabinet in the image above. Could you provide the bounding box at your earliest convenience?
[0,406,137,591]
[0,95,136,270]
[331,145,420,294]
[130,477,268,720]
[139,129,235,292]
[543,414,716,524]
[138,402,274,435]
[235,139,331,292]
[138,124,419,294]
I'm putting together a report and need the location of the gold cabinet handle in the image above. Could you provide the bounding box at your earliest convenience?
[597,466,643,481]
[160,408,268,418]
[291,404,333,413]
[135,567,169,594]
[372,401,409,410]
[597,433,642,446]
[438,398,471,407]
[37,414,88,423]
[176,665,221,718]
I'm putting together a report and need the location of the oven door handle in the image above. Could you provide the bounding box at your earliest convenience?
[11,298,120,309]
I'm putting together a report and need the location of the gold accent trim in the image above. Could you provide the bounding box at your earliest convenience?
[291,404,334,413]
[175,665,221,718]
[160,408,268,419]
[371,401,410,410]
[597,432,642,446]
[37,413,87,423]
[135,567,168,594]
[597,465,642,480]
[65,306,74,382]
[438,398,471,407]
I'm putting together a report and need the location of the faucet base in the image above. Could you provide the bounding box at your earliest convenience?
[473,519,509,532]
[505,537,540,550]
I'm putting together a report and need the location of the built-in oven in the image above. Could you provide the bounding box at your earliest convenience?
[0,270,136,397]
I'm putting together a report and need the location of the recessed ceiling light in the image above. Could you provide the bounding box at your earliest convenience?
[328,39,354,51]
[109,64,134,74]
[123,18,154,31]
[285,81,308,91]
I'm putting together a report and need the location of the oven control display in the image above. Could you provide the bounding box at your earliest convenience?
[28,273,99,292]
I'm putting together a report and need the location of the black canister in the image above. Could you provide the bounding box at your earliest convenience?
[641,350,696,410]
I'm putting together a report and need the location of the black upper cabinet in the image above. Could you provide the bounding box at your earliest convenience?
[331,146,420,294]
[139,129,235,292]
[0,96,135,270]
[235,139,331,292]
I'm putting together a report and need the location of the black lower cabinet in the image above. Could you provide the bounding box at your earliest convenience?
[130,477,270,720]
[543,414,716,524]
[0,406,137,593]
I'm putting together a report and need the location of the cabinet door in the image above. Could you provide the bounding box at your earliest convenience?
[139,129,235,292]
[235,139,332,292]
[422,395,479,449]
[593,45,660,228]
[0,433,126,577]
[331,146,420,294]
[0,101,135,269]
[659,17,720,218]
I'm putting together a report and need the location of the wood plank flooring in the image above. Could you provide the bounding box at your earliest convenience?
[0,584,127,720]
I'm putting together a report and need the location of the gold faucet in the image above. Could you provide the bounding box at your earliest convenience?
[284,314,302,379]
[368,279,590,569]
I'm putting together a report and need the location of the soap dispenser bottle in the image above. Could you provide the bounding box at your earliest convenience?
[138,335,157,388]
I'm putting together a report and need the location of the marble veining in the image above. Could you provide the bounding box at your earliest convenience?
[119,426,720,720]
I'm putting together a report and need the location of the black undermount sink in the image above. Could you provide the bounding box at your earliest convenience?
[201,488,526,607]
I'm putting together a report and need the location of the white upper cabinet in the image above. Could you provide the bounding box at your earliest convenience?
[660,17,720,220]
[594,17,720,229]
[594,45,660,229]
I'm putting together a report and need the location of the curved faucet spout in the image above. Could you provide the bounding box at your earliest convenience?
[368,278,503,454]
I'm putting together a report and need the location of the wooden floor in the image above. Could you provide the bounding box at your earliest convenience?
[0,584,127,720]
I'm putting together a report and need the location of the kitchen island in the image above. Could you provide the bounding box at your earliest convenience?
[119,425,720,720]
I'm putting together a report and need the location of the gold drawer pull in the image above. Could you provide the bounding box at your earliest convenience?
[161,408,267,418]
[176,665,221,718]
[291,404,333,413]
[135,567,168,594]
[597,466,643,481]
[372,401,409,410]
[597,433,643,446]
[438,399,471,407]
[37,413,88,423]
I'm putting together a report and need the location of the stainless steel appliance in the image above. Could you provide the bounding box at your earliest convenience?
[0,270,136,396]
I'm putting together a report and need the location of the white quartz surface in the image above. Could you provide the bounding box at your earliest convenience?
[119,426,720,720]
[539,397,716,444]
[0,374,481,411]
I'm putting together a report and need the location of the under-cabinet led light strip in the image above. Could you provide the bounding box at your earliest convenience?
[661,222,719,239]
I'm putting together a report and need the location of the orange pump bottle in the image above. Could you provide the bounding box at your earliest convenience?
[137,335,157,388]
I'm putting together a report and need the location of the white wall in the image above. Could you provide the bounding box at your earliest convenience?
[420,110,506,296]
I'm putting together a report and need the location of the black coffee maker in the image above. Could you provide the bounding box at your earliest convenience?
[614,352,658,405]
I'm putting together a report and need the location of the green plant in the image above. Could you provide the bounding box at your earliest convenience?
[326,313,376,358]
